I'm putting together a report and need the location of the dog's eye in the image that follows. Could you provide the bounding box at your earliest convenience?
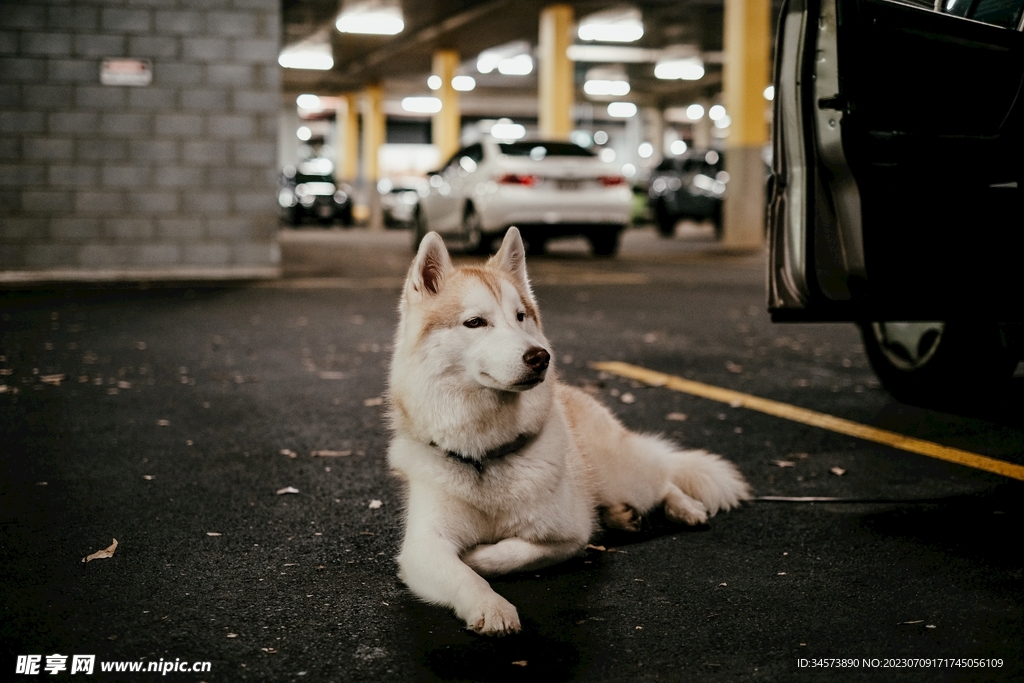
[463,317,486,329]
[516,311,525,322]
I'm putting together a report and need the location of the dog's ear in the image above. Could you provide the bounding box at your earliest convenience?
[489,227,531,294]
[407,232,452,297]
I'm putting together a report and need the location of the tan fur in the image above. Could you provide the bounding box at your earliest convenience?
[387,228,751,636]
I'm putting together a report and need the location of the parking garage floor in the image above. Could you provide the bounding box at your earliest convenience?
[2,226,1022,682]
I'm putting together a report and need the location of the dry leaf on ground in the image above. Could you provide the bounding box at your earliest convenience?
[512,661,528,667]
[772,460,796,468]
[142,475,155,481]
[276,486,299,495]
[363,397,384,407]
[830,467,846,476]
[206,532,222,537]
[83,539,118,563]
[368,499,383,509]
[312,450,351,457]
[586,544,607,552]
[665,412,688,421]
[157,419,170,426]
[280,449,297,458]
[620,392,635,404]
[40,374,66,386]
[725,362,743,374]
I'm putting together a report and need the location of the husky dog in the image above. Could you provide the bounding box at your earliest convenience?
[387,228,751,636]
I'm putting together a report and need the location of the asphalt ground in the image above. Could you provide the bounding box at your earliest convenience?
[2,226,1023,682]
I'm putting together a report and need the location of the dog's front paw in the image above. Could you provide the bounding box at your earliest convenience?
[465,595,521,636]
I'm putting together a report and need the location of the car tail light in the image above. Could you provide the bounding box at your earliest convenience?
[497,173,539,187]
[598,175,627,187]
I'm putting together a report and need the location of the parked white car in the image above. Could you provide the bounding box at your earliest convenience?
[413,137,633,256]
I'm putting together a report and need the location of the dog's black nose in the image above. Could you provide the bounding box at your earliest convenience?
[523,347,550,373]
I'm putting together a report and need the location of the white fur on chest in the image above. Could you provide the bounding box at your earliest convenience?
[388,402,595,551]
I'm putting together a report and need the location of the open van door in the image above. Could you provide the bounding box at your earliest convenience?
[767,0,1024,398]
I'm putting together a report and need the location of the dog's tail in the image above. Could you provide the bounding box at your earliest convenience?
[629,432,752,518]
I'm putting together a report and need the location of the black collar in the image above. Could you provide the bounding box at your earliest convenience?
[430,433,536,474]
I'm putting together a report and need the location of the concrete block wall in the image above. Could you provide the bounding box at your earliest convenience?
[0,0,281,282]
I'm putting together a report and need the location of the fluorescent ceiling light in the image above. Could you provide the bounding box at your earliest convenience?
[401,97,442,114]
[567,45,660,63]
[607,102,637,118]
[497,54,533,76]
[686,104,705,120]
[670,139,688,155]
[654,58,704,81]
[763,85,775,101]
[336,3,404,35]
[490,121,526,140]
[477,41,532,75]
[637,142,653,158]
[296,94,321,109]
[427,75,442,90]
[708,104,727,121]
[279,42,333,71]
[296,126,312,141]
[584,79,630,97]
[452,75,476,91]
[578,7,644,43]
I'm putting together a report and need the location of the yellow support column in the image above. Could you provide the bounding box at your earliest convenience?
[539,4,574,140]
[338,93,359,182]
[432,50,461,162]
[722,0,771,249]
[362,82,385,230]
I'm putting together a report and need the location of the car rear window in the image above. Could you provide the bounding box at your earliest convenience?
[498,142,595,158]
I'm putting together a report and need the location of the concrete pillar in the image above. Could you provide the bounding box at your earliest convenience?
[721,0,771,249]
[362,83,385,230]
[539,4,574,140]
[338,93,359,182]
[432,50,461,162]
[278,102,302,171]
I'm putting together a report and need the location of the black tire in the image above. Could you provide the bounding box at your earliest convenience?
[589,227,622,257]
[859,321,1017,404]
[655,202,676,238]
[712,202,724,240]
[411,208,428,253]
[462,205,488,255]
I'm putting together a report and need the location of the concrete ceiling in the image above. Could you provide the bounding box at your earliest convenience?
[279,0,757,112]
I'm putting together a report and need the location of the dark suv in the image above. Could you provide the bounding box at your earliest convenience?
[648,151,727,238]
[278,167,354,227]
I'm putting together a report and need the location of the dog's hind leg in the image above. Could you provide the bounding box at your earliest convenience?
[462,538,584,578]
[601,503,642,532]
[662,484,708,525]
[621,433,751,519]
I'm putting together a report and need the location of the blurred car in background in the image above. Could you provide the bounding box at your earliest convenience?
[378,177,426,229]
[278,160,354,227]
[413,137,633,256]
[648,150,728,238]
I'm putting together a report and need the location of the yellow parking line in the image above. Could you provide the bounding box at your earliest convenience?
[592,360,1024,482]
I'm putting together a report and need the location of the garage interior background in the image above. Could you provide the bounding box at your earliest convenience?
[0,0,776,282]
